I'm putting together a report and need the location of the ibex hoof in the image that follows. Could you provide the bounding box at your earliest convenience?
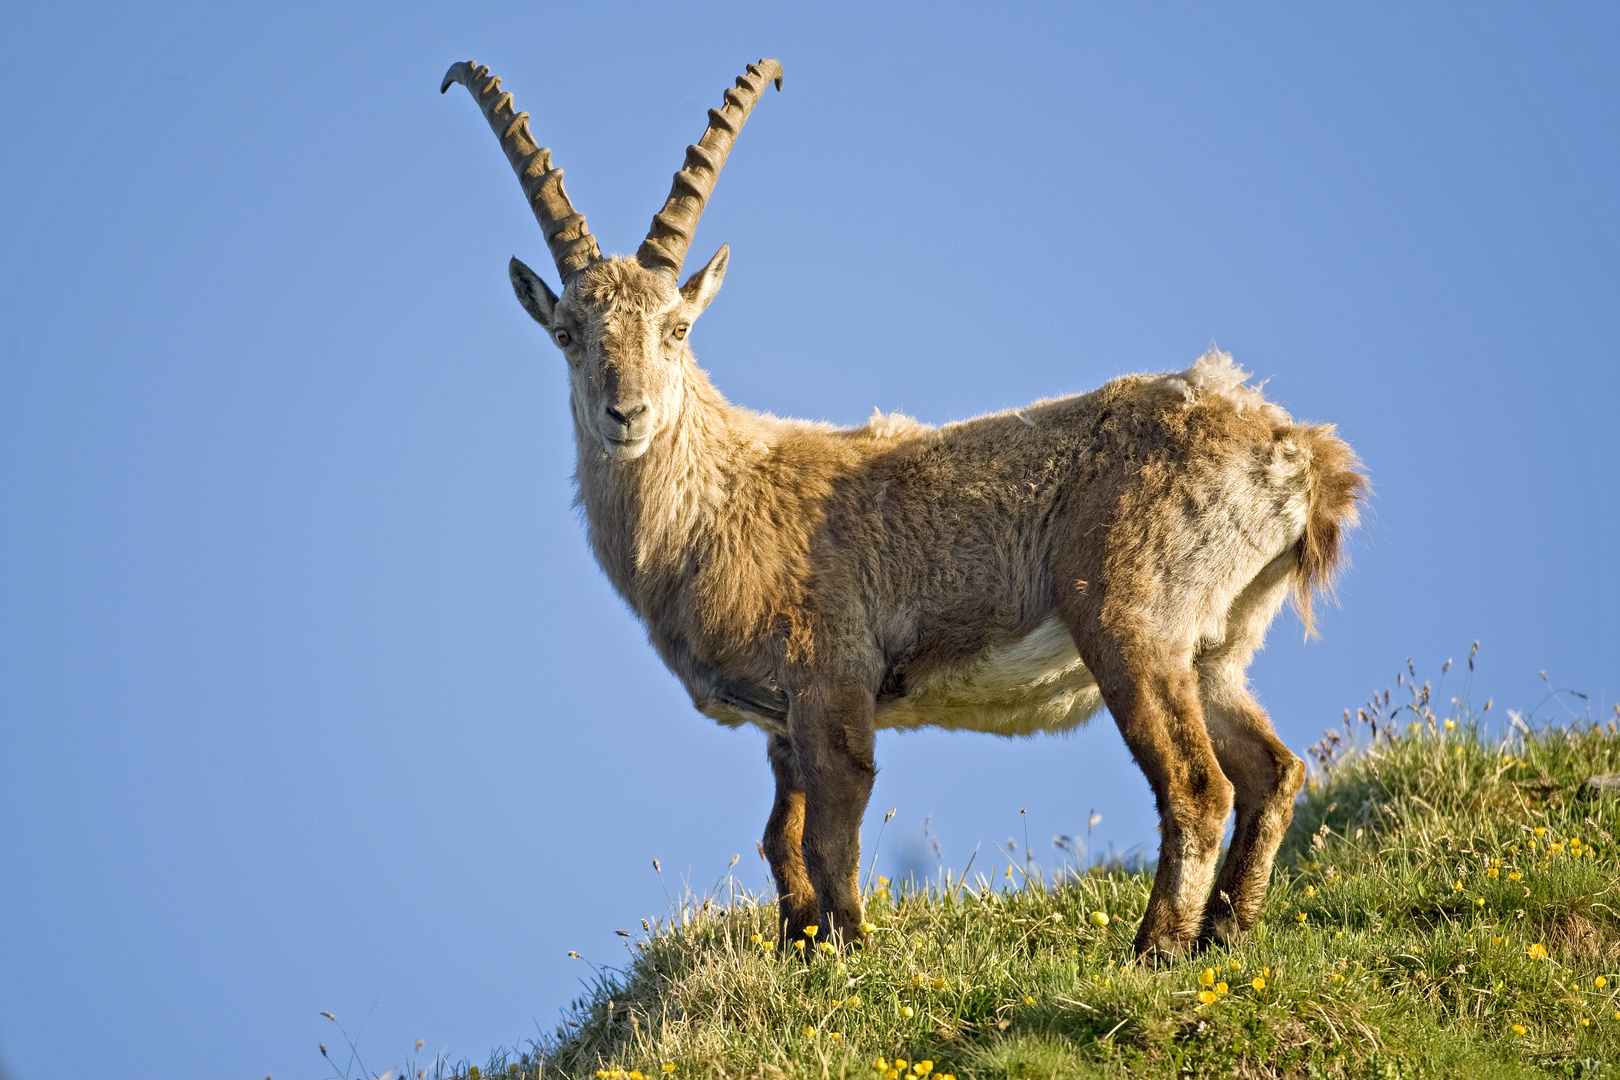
[1132,931,1190,968]
[1197,914,1249,951]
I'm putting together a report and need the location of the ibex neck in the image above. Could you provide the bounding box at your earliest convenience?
[573,365,740,612]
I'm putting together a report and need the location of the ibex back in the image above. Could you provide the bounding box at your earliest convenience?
[442,58,1366,962]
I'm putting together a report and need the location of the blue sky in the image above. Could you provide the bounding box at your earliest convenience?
[1,4,1615,1078]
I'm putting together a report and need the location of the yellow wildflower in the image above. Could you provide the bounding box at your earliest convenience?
[1581,1017,1591,1027]
[1296,912,1308,924]
[751,934,762,945]
[802,1026,816,1037]
[1199,968,1216,986]
[1597,977,1608,989]
[1527,943,1549,960]
[1487,868,1499,878]
[1305,885,1316,898]
[1197,989,1216,1005]
[874,1059,888,1071]
[1229,960,1241,971]
[901,1005,914,1018]
[1452,881,1463,892]
[793,939,806,951]
[861,922,878,934]
[1492,936,1505,946]
[1444,718,1456,730]
[895,1060,908,1071]
[1475,898,1485,907]
[830,1032,842,1041]
[1216,982,1229,995]
[1535,827,1547,836]
[662,1066,676,1075]
[1508,871,1522,881]
[932,977,946,989]
[1023,995,1035,1005]
[803,925,818,937]
[1252,976,1266,990]
[1089,911,1110,927]
[916,1063,934,1075]
[848,995,863,1007]
[1513,1023,1527,1035]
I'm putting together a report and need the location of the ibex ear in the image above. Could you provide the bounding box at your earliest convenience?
[679,244,729,314]
[509,256,558,328]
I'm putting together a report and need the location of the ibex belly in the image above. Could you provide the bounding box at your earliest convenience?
[701,616,1101,739]
[874,615,1102,736]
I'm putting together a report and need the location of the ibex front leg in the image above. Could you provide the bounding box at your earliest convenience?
[763,733,819,947]
[789,677,876,950]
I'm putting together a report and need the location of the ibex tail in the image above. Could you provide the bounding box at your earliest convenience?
[1293,425,1368,637]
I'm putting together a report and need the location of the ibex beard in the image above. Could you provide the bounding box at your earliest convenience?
[443,58,1367,964]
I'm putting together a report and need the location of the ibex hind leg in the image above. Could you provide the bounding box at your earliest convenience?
[1074,628,1234,965]
[1196,555,1308,948]
[764,734,819,949]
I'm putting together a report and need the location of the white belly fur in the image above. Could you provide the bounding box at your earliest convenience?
[873,615,1102,737]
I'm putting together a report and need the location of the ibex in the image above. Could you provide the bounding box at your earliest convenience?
[442,58,1365,962]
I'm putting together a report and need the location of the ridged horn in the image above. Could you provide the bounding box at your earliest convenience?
[441,62,601,281]
[636,60,783,280]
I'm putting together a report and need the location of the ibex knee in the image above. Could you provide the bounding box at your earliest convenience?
[1277,753,1307,800]
[1186,773,1235,845]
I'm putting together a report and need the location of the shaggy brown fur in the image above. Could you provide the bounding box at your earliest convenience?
[445,59,1368,962]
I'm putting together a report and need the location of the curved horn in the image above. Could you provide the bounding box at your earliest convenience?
[636,60,783,280]
[441,62,600,280]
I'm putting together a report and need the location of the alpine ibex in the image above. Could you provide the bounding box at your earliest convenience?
[442,58,1365,962]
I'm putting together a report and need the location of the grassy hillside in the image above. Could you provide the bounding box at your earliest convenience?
[434,686,1620,1080]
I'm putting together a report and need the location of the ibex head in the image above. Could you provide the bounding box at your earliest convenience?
[443,60,782,462]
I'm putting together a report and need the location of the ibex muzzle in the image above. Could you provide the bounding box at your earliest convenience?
[444,59,1366,963]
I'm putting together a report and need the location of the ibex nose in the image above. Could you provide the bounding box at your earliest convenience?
[605,402,648,426]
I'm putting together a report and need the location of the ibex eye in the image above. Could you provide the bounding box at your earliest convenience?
[554,329,572,347]
[673,324,689,340]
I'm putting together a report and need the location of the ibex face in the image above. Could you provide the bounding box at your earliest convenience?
[508,250,728,462]
[442,58,782,463]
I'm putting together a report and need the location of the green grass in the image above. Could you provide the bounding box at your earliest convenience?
[432,688,1620,1080]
